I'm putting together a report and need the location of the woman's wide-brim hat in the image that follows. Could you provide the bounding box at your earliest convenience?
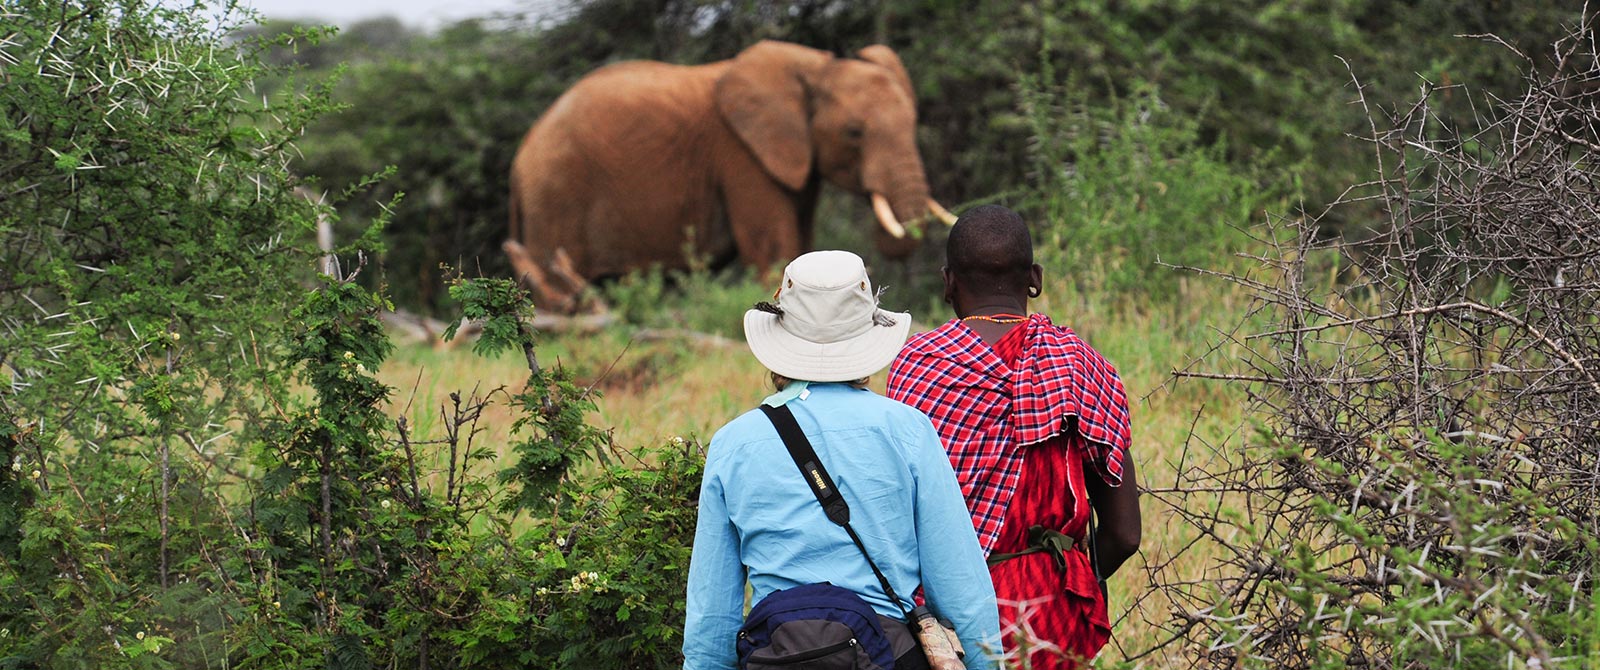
[744,250,911,383]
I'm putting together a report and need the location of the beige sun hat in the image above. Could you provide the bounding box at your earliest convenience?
[744,250,912,383]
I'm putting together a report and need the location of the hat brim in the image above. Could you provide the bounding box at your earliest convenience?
[743,309,912,382]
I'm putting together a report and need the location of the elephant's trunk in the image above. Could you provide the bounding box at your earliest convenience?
[869,145,952,214]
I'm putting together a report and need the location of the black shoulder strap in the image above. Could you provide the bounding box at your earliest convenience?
[760,403,851,526]
[758,403,909,619]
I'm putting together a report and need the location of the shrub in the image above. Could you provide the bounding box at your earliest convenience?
[234,271,702,669]
[0,0,331,663]
[1147,14,1600,668]
[603,267,768,339]
[1021,80,1274,298]
[0,3,703,666]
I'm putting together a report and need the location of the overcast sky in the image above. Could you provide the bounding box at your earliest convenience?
[237,0,553,30]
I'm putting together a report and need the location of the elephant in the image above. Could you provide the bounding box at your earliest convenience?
[504,39,956,312]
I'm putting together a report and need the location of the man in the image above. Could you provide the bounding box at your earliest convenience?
[888,205,1140,669]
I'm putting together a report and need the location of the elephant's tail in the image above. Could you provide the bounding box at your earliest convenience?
[503,182,596,316]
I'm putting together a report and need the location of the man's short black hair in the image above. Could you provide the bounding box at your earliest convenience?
[946,204,1033,295]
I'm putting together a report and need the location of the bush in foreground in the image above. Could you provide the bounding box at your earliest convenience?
[0,2,701,667]
[1148,15,1600,669]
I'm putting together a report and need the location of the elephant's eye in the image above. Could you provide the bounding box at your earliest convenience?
[844,123,865,141]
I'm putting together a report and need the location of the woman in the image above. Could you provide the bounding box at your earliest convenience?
[683,250,1000,670]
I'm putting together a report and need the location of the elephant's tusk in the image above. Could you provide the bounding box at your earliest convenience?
[871,193,908,239]
[927,199,958,226]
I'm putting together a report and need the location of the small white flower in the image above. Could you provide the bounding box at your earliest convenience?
[169,332,180,342]
[586,571,599,581]
[355,363,367,374]
[136,631,145,641]
[29,470,40,479]
[9,461,19,472]
[536,587,548,596]
[272,601,281,609]
[671,436,685,446]
[342,351,355,360]
[555,536,566,548]
[380,499,392,509]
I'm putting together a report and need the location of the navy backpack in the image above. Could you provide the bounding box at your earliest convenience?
[737,582,898,669]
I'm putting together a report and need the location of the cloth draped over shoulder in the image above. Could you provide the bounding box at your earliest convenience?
[887,314,1131,555]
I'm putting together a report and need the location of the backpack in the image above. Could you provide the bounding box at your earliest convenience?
[736,582,898,669]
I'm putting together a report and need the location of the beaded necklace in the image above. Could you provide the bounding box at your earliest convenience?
[961,313,1027,325]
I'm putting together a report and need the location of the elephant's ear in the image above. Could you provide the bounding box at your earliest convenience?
[715,40,831,192]
[856,45,915,102]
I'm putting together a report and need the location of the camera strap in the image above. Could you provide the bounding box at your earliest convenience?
[759,402,911,620]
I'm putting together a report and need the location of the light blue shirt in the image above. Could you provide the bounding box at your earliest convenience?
[683,383,1000,669]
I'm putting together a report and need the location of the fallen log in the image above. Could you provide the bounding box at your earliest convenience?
[380,309,619,349]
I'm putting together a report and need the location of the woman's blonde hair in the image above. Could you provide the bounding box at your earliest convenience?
[771,372,870,391]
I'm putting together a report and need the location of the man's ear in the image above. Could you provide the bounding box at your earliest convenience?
[1028,263,1044,298]
[941,266,957,306]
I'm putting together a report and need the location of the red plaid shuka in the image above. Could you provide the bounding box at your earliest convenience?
[886,314,1131,555]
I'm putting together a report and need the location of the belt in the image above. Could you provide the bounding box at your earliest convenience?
[985,525,1076,572]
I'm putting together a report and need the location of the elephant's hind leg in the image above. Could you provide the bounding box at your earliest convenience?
[550,249,608,315]
[544,251,604,316]
[504,239,582,314]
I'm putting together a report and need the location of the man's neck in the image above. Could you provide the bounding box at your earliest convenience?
[953,295,1029,347]
[954,296,1028,319]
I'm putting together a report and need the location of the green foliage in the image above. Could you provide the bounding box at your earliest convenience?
[445,273,537,357]
[1023,82,1272,296]
[499,364,613,514]
[285,12,654,314]
[434,274,703,668]
[271,0,1578,313]
[2,3,703,666]
[444,274,614,512]
[1245,435,1599,667]
[471,440,703,668]
[604,268,769,339]
[8,0,1589,666]
[444,275,571,508]
[236,17,419,70]
[242,272,410,668]
[0,0,334,664]
[1154,22,1600,663]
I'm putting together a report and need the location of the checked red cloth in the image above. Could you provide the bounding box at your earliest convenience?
[887,314,1131,555]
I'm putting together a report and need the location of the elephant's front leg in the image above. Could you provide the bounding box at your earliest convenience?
[723,171,805,280]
